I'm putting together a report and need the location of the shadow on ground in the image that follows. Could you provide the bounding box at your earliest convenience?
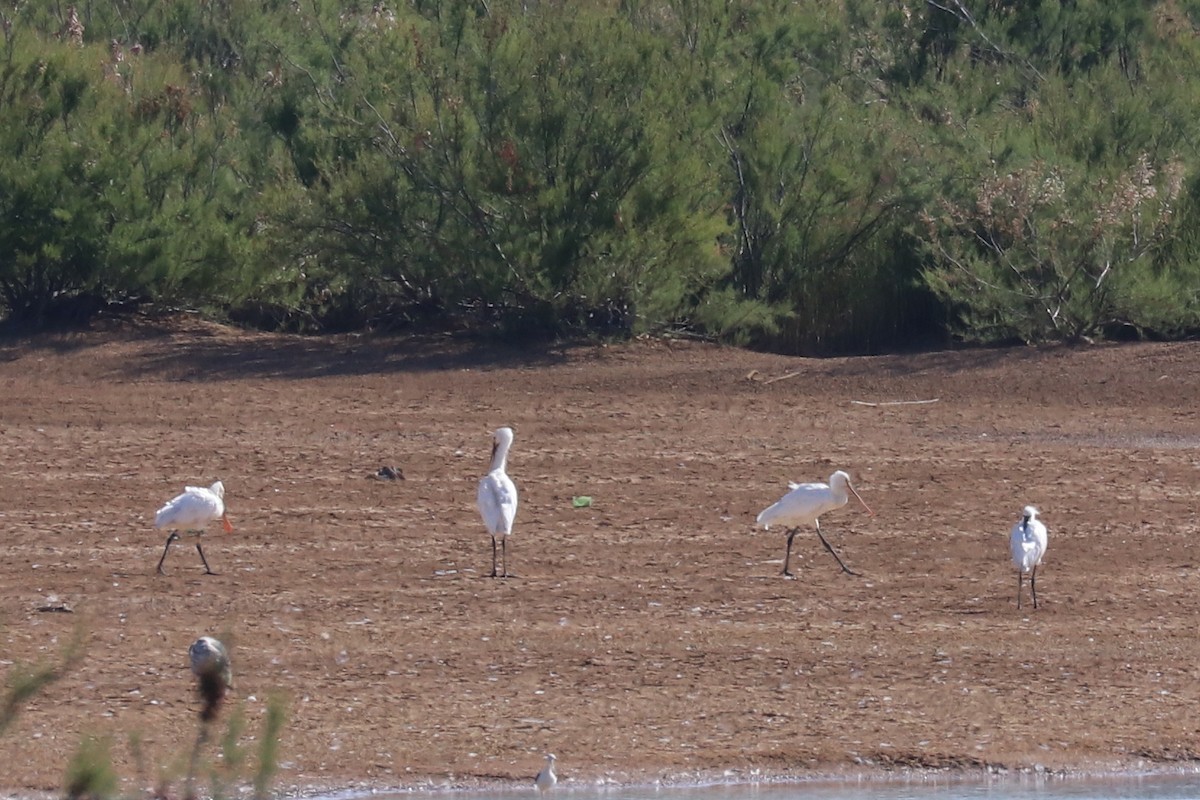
[128,335,579,381]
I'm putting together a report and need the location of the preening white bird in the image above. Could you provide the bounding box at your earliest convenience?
[1010,505,1048,609]
[535,753,557,791]
[477,427,518,578]
[155,481,233,575]
[756,470,874,577]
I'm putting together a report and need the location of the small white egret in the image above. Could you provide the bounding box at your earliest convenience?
[535,753,557,790]
[756,470,874,577]
[1010,505,1048,609]
[155,481,233,575]
[477,427,518,578]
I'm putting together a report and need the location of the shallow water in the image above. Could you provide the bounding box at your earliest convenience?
[661,774,1200,800]
[319,772,1200,800]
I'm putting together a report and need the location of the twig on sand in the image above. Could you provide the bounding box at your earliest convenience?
[850,398,941,407]
[762,370,804,385]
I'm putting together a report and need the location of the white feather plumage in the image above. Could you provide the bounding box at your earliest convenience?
[477,428,518,578]
[1010,505,1048,609]
[154,481,232,575]
[756,470,873,577]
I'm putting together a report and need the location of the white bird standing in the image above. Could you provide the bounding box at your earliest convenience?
[1010,505,1048,609]
[534,753,557,791]
[477,427,518,578]
[155,481,233,575]
[756,470,874,577]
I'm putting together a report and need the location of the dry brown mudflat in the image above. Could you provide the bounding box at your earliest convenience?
[2,318,1200,797]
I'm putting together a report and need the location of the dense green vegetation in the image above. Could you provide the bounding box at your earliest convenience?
[2,0,1199,353]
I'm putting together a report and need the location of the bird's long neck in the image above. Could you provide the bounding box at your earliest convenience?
[490,440,510,473]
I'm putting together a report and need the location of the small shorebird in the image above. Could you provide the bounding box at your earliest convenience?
[188,635,232,722]
[756,470,874,576]
[477,427,519,578]
[1010,505,1048,609]
[155,481,233,575]
[188,636,232,686]
[534,753,557,790]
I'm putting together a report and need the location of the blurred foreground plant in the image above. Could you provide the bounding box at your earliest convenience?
[183,636,288,800]
[0,624,85,737]
[1,626,285,800]
[64,736,119,800]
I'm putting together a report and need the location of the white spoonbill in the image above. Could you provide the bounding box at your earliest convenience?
[1010,505,1048,609]
[757,470,874,577]
[477,427,518,578]
[535,753,557,790]
[155,481,233,575]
